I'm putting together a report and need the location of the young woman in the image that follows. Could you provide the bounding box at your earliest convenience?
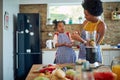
[53,20,76,64]
[72,0,106,63]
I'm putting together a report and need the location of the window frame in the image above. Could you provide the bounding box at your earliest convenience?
[47,3,85,24]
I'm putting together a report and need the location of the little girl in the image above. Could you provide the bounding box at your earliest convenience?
[53,20,76,64]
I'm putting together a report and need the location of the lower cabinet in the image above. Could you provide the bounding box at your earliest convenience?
[102,50,120,65]
[42,49,120,65]
[42,51,56,64]
[42,50,79,64]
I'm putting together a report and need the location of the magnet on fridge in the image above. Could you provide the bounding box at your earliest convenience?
[30,32,34,36]
[20,31,24,34]
[25,29,29,33]
[27,19,30,23]
[30,24,32,27]
[26,49,31,53]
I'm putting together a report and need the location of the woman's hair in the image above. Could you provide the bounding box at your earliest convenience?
[53,20,65,30]
[82,0,103,16]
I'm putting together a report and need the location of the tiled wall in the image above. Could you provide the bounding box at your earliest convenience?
[103,2,120,45]
[20,2,120,48]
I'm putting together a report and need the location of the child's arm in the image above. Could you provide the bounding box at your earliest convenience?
[55,43,66,47]
[66,33,74,48]
[68,32,74,43]
[53,34,66,47]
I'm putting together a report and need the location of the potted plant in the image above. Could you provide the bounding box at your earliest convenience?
[78,17,83,24]
[47,18,51,24]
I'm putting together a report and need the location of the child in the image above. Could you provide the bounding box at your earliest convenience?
[53,20,76,64]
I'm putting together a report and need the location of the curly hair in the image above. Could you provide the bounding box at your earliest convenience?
[53,20,65,30]
[82,0,103,16]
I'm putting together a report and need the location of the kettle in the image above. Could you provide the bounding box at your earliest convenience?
[46,40,53,49]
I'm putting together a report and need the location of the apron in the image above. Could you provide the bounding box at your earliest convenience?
[55,33,76,64]
[79,20,102,63]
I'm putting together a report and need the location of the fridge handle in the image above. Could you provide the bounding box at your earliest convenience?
[16,55,19,69]
[16,31,18,53]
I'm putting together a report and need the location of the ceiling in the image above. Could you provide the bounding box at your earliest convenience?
[19,0,120,4]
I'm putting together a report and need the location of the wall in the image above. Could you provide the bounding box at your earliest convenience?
[103,2,120,45]
[0,0,3,79]
[19,0,120,4]
[3,0,19,80]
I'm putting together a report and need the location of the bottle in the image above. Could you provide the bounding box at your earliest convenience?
[111,56,120,80]
[69,18,72,24]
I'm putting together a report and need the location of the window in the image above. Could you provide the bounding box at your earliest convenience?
[47,4,85,24]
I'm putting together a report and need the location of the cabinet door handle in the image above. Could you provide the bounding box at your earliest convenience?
[16,55,19,69]
[16,31,18,53]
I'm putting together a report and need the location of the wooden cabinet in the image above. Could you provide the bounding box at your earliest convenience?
[102,50,120,65]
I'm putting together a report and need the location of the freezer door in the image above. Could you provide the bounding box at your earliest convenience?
[15,54,42,80]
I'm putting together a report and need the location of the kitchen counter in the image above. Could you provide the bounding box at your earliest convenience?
[25,64,74,80]
[42,48,79,51]
[102,48,120,50]
[42,47,120,51]
[26,64,113,80]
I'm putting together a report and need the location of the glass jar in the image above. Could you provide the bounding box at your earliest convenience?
[81,61,94,80]
[74,63,82,80]
[82,69,94,80]
[85,31,98,63]
[111,56,120,80]
[85,31,96,47]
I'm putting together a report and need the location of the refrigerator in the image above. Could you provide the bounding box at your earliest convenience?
[15,13,42,80]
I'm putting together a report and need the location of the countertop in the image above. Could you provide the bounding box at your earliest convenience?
[42,48,79,51]
[25,64,74,80]
[26,64,112,80]
[42,47,120,51]
[102,47,120,50]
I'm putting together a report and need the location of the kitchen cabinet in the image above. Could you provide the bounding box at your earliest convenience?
[102,50,120,65]
[42,50,79,64]
[102,51,111,65]
[42,51,56,64]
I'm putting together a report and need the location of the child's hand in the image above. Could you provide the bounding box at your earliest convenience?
[61,42,67,46]
[65,43,73,48]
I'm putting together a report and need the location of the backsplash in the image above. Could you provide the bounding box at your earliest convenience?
[20,2,120,48]
[103,2,120,45]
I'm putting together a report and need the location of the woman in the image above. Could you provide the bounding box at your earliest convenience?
[72,0,106,63]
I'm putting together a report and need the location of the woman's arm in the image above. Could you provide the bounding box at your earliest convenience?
[71,20,88,44]
[97,21,107,45]
[71,33,87,44]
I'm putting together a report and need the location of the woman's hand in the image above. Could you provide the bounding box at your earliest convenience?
[71,32,81,41]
